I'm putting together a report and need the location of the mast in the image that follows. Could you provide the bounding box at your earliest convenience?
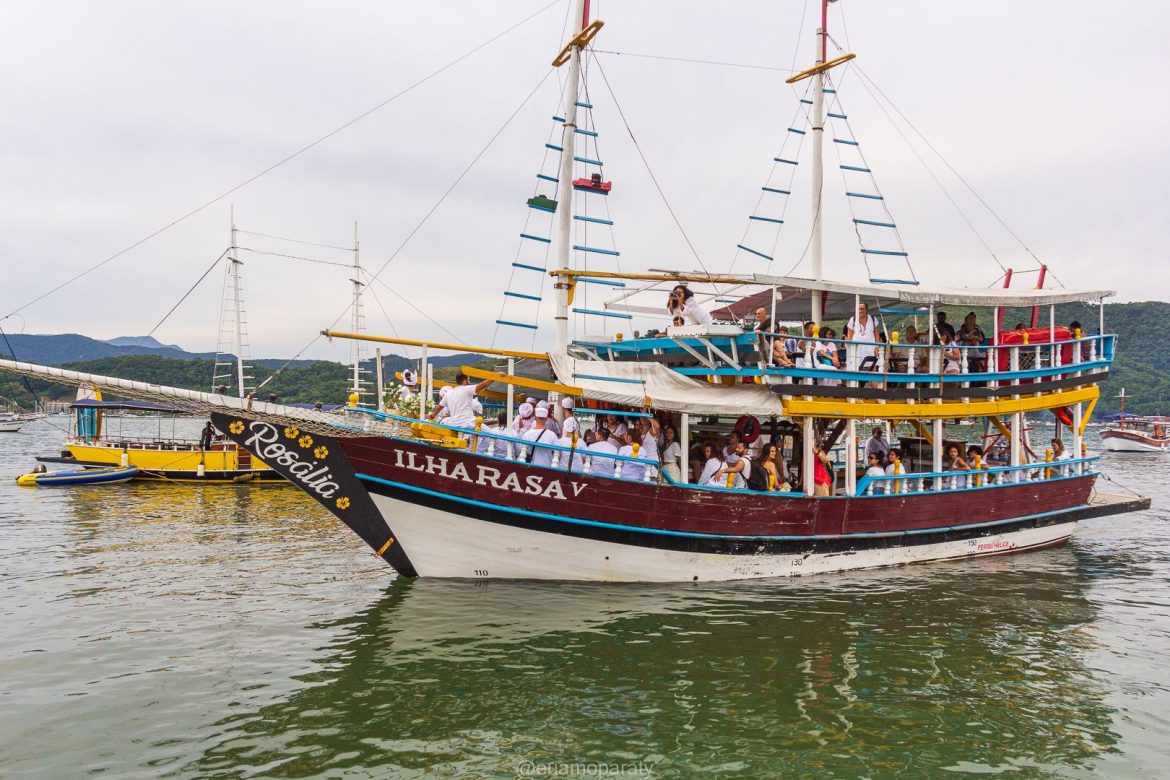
[553,0,589,354]
[349,221,367,405]
[809,0,829,326]
[229,209,246,398]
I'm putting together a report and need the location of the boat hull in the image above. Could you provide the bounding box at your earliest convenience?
[1100,429,1168,452]
[0,422,22,433]
[65,441,281,482]
[17,466,139,486]
[366,487,1077,581]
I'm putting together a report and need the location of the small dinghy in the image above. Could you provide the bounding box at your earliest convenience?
[16,465,139,487]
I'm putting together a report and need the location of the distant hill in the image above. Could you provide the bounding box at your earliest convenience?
[0,333,216,364]
[102,335,184,351]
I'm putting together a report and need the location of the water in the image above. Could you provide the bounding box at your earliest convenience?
[1,418,1167,778]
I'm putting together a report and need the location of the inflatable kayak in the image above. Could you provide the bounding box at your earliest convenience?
[16,466,139,487]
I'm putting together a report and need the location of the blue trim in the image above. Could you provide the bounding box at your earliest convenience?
[511,261,545,272]
[576,277,626,288]
[861,249,909,256]
[575,101,593,109]
[800,99,814,105]
[679,357,1113,384]
[737,244,774,261]
[572,307,632,320]
[574,156,603,166]
[856,460,1098,497]
[823,88,837,93]
[536,173,559,183]
[574,215,613,225]
[762,187,791,195]
[854,218,896,228]
[504,291,541,301]
[545,143,564,152]
[749,216,784,224]
[495,319,538,330]
[846,192,884,200]
[834,138,860,146]
[528,203,556,213]
[519,232,551,244]
[552,115,566,122]
[869,277,920,285]
[879,307,928,315]
[840,164,871,173]
[828,112,847,119]
[774,158,799,165]
[573,373,644,385]
[573,244,620,256]
[573,185,609,195]
[356,473,1091,542]
[787,127,806,135]
[574,128,599,137]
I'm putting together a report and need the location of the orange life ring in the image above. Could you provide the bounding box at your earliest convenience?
[1054,406,1073,427]
[735,415,762,444]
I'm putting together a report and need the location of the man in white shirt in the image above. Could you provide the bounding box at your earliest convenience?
[536,400,561,436]
[560,397,581,438]
[845,301,881,369]
[864,427,890,464]
[522,406,559,467]
[427,372,493,429]
[587,426,619,477]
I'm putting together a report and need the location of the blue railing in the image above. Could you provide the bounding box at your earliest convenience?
[855,456,1098,496]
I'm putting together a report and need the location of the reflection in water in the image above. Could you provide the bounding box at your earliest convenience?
[188,559,1118,777]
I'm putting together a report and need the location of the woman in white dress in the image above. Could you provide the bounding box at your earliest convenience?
[697,443,721,485]
[660,424,683,483]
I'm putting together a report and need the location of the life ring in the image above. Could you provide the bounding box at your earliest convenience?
[735,415,762,444]
[1054,406,1073,427]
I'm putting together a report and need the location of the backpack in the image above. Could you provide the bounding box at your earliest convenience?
[743,457,769,491]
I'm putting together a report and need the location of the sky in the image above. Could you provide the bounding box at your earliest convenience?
[1,0,1167,366]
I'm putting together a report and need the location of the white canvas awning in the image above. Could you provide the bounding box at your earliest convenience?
[549,353,784,417]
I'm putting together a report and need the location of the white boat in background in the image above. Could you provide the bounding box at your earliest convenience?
[1099,390,1169,453]
[0,413,22,433]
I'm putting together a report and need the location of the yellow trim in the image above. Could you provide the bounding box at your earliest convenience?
[785,53,857,84]
[322,331,548,361]
[909,420,934,446]
[1079,397,1097,436]
[375,537,395,557]
[782,386,1099,419]
[989,415,1013,442]
[461,366,583,397]
[552,19,605,67]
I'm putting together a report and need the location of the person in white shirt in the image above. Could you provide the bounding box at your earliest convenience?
[709,441,750,488]
[586,426,619,477]
[864,427,890,464]
[557,432,585,472]
[604,414,628,448]
[399,369,418,403]
[522,406,559,467]
[660,424,683,482]
[698,443,721,485]
[428,373,492,429]
[477,411,507,455]
[637,417,660,465]
[536,400,561,437]
[864,452,887,494]
[514,402,535,438]
[845,301,881,368]
[560,397,581,438]
[666,284,712,327]
[617,430,648,481]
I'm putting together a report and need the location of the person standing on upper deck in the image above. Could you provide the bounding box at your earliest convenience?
[428,373,494,429]
[845,301,881,368]
[864,427,889,464]
[752,307,772,333]
[933,311,956,345]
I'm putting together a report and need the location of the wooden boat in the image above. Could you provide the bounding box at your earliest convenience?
[16,465,139,486]
[1099,391,1169,452]
[0,1,1151,580]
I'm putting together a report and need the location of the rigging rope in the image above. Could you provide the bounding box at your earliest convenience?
[592,50,794,73]
[235,229,353,252]
[0,0,564,322]
[592,56,713,281]
[237,247,353,268]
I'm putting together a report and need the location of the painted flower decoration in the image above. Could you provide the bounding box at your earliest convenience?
[298,434,314,449]
[284,426,300,439]
[229,420,245,435]
[313,445,329,460]
[335,496,351,510]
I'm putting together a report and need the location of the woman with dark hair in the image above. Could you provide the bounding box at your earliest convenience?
[667,284,712,326]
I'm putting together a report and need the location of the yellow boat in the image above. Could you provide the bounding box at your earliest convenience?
[41,395,281,483]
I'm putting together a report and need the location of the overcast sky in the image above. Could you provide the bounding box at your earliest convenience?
[2,1,1167,365]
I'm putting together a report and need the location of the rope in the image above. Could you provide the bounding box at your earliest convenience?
[592,56,712,280]
[1097,473,1147,500]
[592,49,794,73]
[237,247,352,268]
[0,0,564,322]
[235,229,353,252]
